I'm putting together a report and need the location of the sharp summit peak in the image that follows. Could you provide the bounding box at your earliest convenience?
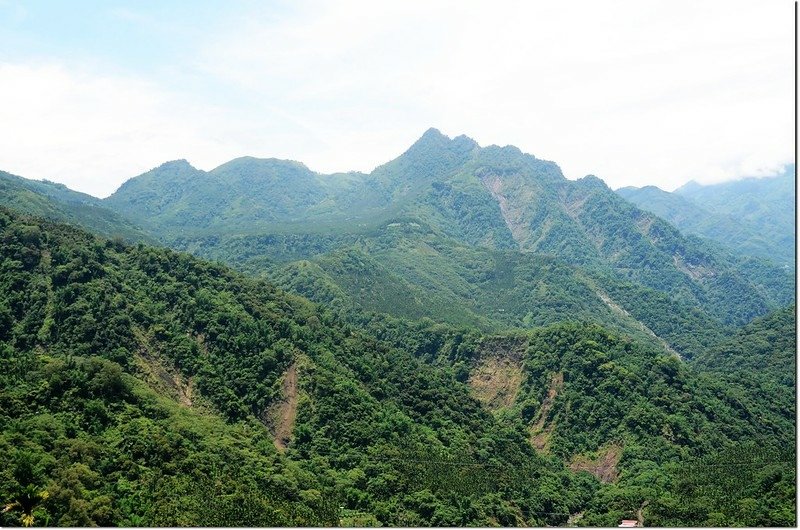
[411,127,479,150]
[156,159,197,171]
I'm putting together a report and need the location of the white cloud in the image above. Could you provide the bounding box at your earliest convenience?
[0,0,794,196]
[0,62,278,197]
[194,0,794,190]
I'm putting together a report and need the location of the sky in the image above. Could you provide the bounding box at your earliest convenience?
[0,0,794,198]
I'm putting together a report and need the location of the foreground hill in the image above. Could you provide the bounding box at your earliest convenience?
[617,166,795,269]
[0,207,586,526]
[0,208,794,526]
[0,170,152,244]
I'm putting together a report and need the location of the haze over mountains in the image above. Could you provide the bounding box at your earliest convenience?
[100,129,793,348]
[1,129,794,356]
[618,165,795,269]
[0,128,795,526]
[0,170,153,243]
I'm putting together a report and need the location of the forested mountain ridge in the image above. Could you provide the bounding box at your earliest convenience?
[0,207,588,526]
[258,226,733,360]
[100,129,792,345]
[676,164,794,235]
[1,129,792,355]
[617,166,795,268]
[0,208,795,527]
[0,170,152,243]
[104,158,355,236]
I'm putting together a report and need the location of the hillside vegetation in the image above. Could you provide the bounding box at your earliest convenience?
[0,128,795,527]
[0,208,793,527]
[617,166,795,269]
[0,171,152,244]
[103,130,792,358]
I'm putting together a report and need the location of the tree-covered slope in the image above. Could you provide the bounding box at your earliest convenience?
[258,225,730,360]
[692,305,796,388]
[0,208,596,526]
[617,168,795,269]
[348,317,796,526]
[104,158,356,238]
[104,130,793,332]
[675,165,794,242]
[0,208,793,527]
[0,171,152,243]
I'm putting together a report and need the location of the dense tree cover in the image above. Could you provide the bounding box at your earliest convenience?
[517,323,794,458]
[0,209,599,526]
[318,315,797,526]
[1,127,795,528]
[478,322,794,526]
[0,208,794,526]
[2,129,789,356]
[100,129,792,340]
[104,159,351,239]
[689,306,796,439]
[183,220,784,362]
[104,129,480,239]
[258,229,733,360]
[647,443,795,527]
[693,305,796,384]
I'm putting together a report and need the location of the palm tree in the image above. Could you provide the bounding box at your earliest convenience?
[2,484,49,527]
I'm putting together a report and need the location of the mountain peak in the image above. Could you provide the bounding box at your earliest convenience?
[214,156,311,173]
[421,126,446,139]
[410,128,478,151]
[675,180,702,195]
[156,159,196,171]
[577,174,610,191]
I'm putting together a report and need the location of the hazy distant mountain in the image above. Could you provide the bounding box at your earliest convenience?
[103,129,793,351]
[0,170,152,242]
[104,157,356,236]
[618,166,795,268]
[676,165,794,227]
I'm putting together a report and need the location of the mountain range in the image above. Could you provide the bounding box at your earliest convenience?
[101,129,793,352]
[617,165,794,269]
[0,129,794,527]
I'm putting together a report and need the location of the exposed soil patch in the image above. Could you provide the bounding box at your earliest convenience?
[530,371,563,452]
[132,328,195,407]
[635,215,654,235]
[481,174,524,246]
[193,332,209,356]
[569,443,623,483]
[563,195,589,219]
[566,511,585,527]
[479,173,532,249]
[468,336,528,411]
[468,356,523,411]
[636,500,649,527]
[672,254,715,281]
[265,362,299,452]
[174,374,194,407]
